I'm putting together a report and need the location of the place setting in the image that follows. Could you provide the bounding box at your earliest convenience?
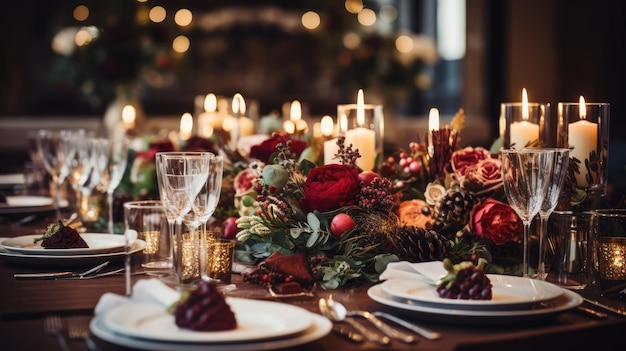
[88,278,332,351]
[0,220,146,268]
[368,260,584,324]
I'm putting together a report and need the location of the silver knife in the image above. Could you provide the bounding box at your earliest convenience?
[583,298,626,316]
[14,261,110,279]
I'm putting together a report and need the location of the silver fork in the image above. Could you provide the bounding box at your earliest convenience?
[68,316,105,351]
[44,315,71,351]
[67,316,89,341]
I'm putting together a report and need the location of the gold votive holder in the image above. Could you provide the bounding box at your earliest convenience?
[594,209,626,294]
[180,231,202,284]
[205,239,235,284]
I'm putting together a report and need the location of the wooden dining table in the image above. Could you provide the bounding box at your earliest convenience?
[1,211,626,351]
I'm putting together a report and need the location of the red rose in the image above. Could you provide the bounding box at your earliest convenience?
[461,158,504,199]
[470,198,522,245]
[302,164,359,212]
[450,147,491,179]
[249,133,307,164]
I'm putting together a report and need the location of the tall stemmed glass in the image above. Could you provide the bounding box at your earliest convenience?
[99,137,129,234]
[534,148,570,280]
[192,155,223,281]
[156,152,211,288]
[36,129,79,219]
[501,149,553,277]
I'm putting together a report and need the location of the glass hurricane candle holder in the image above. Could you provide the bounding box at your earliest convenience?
[501,102,551,149]
[557,101,609,211]
[337,103,384,171]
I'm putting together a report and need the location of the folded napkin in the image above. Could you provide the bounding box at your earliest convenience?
[94,278,180,316]
[379,261,447,285]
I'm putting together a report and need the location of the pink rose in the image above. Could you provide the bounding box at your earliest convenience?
[461,158,504,199]
[470,198,522,245]
[450,147,491,179]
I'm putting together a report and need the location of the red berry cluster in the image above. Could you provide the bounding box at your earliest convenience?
[357,176,396,211]
[242,267,295,288]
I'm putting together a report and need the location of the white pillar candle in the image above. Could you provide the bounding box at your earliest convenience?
[345,128,375,171]
[324,137,339,165]
[510,120,539,149]
[568,96,598,186]
[344,90,376,171]
[509,88,539,149]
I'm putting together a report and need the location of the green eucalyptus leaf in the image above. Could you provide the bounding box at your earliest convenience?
[307,212,320,232]
[374,253,399,273]
[290,227,303,239]
[306,230,320,248]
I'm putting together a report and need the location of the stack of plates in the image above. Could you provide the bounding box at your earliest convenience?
[90,298,332,351]
[368,275,583,324]
[0,234,145,268]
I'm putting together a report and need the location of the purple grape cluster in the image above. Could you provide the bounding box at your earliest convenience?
[436,266,493,300]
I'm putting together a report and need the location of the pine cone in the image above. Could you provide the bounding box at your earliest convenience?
[432,189,477,237]
[392,226,453,262]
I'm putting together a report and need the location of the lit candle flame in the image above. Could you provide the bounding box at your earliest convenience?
[179,112,193,140]
[204,93,217,113]
[357,89,365,127]
[290,100,302,122]
[522,88,529,120]
[122,105,136,130]
[320,115,334,137]
[283,120,295,134]
[232,93,246,116]
[579,95,587,120]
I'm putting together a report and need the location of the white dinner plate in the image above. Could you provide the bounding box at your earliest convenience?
[103,298,315,343]
[368,283,582,324]
[0,196,67,215]
[381,275,563,310]
[0,238,145,268]
[0,233,125,256]
[91,312,331,351]
[0,174,24,189]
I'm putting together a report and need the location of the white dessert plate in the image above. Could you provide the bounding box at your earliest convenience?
[381,275,563,310]
[102,298,315,343]
[91,312,331,351]
[368,283,582,324]
[0,238,145,268]
[0,233,125,256]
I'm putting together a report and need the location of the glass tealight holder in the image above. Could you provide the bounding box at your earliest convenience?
[501,102,551,149]
[594,209,626,294]
[205,239,235,284]
[337,103,384,171]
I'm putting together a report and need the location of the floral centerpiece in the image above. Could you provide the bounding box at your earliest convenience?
[232,109,527,290]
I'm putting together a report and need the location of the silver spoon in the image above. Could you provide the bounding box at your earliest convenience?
[319,297,390,345]
[327,298,416,343]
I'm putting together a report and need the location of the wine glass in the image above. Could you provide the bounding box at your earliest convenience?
[36,129,79,219]
[500,148,553,277]
[534,148,570,280]
[99,137,129,234]
[156,152,211,287]
[191,155,223,281]
[67,130,93,217]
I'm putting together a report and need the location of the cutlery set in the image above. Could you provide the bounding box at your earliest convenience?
[319,295,440,345]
